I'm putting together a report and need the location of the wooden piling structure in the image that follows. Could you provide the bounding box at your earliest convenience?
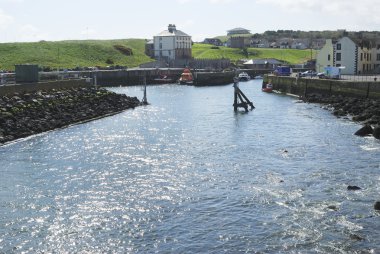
[233,77,254,112]
[140,74,149,105]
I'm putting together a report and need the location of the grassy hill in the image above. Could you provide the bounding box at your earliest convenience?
[0,39,152,71]
[0,39,315,70]
[192,43,315,64]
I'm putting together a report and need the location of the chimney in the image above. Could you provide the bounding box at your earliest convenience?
[168,24,176,33]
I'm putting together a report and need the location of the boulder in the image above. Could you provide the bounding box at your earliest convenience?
[373,126,380,139]
[354,125,373,136]
[374,201,380,211]
[327,205,339,211]
[347,185,361,191]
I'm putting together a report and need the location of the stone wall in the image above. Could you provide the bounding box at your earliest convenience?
[264,75,380,99]
[0,79,91,96]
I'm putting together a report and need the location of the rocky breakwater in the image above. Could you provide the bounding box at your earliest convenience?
[0,87,140,144]
[303,94,380,139]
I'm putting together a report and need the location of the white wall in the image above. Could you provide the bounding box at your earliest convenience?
[154,35,191,60]
[154,36,176,60]
[335,37,357,75]
[316,39,334,72]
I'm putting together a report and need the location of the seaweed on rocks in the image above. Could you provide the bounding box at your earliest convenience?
[302,94,380,139]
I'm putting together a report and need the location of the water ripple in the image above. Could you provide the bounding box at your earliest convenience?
[0,82,379,253]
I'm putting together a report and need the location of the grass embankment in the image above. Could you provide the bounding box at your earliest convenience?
[0,39,152,70]
[192,43,316,64]
[0,39,315,70]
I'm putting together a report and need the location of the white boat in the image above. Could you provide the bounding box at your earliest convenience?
[238,72,251,81]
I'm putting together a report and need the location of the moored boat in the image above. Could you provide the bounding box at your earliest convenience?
[178,68,194,85]
[238,72,251,81]
[154,75,173,84]
[262,83,273,93]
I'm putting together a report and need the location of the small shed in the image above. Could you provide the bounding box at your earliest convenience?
[243,58,282,70]
[15,64,39,83]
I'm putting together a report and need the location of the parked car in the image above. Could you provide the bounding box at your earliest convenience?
[300,70,317,77]
[317,72,327,79]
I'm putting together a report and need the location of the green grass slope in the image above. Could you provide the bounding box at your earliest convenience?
[0,39,315,71]
[192,43,315,64]
[0,39,152,70]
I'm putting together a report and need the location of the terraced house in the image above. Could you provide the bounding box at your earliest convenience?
[316,36,380,75]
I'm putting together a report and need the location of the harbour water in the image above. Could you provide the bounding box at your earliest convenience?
[1,80,380,253]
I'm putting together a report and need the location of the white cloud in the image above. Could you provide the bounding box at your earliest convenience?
[255,0,344,13]
[255,0,380,29]
[0,9,14,30]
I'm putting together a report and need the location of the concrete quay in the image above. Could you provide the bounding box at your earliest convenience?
[264,75,380,99]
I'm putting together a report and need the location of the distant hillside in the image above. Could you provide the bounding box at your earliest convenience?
[193,43,315,64]
[0,38,317,70]
[0,39,152,71]
[215,30,380,43]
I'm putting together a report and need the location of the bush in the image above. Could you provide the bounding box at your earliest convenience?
[106,58,114,64]
[113,45,133,56]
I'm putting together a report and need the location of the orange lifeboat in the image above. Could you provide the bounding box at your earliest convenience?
[178,68,194,85]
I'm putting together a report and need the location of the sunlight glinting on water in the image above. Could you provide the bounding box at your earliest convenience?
[1,81,380,253]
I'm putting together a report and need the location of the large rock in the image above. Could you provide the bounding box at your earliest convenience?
[354,125,373,136]
[374,201,380,211]
[373,126,380,139]
[347,185,361,191]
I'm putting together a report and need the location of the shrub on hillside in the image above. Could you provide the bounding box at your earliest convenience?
[106,58,114,64]
[113,45,133,56]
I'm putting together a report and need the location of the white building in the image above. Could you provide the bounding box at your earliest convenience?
[316,39,334,72]
[153,24,192,61]
[317,36,380,75]
[334,37,357,75]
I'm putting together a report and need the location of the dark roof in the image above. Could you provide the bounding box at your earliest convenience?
[227,27,250,33]
[156,29,190,37]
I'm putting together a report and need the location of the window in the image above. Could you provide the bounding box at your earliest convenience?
[336,64,341,67]
[336,53,341,61]
[377,54,380,61]
[328,54,330,61]
[159,43,162,49]
[361,53,363,61]
[336,43,341,50]
[363,64,365,70]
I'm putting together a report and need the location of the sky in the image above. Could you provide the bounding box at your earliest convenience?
[0,0,379,43]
